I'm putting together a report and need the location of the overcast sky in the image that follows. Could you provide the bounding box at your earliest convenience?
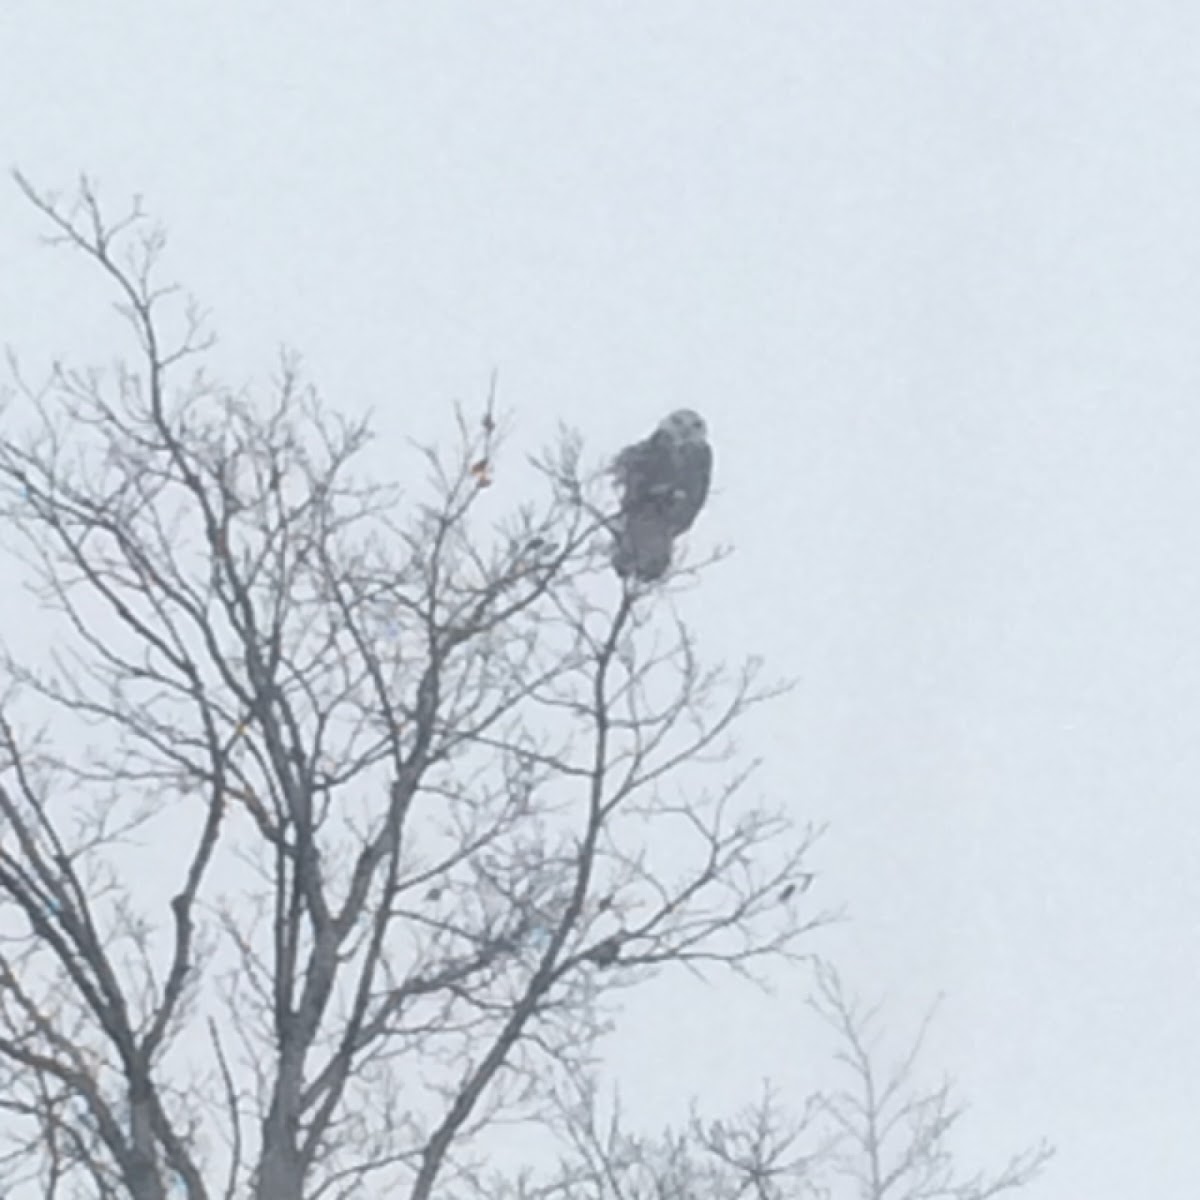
[4,3,1200,1196]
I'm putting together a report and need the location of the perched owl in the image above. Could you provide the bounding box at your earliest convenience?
[611,409,713,581]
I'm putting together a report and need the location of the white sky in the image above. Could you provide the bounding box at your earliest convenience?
[4,3,1200,1196]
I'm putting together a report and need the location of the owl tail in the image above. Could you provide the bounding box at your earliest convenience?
[611,512,674,581]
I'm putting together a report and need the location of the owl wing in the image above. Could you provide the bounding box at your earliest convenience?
[615,430,678,511]
[612,431,681,580]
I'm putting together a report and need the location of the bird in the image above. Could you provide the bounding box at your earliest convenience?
[586,935,622,966]
[610,409,713,582]
[779,875,814,904]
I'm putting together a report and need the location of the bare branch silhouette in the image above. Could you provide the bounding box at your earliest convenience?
[811,961,1053,1200]
[0,174,822,1200]
[466,963,1051,1200]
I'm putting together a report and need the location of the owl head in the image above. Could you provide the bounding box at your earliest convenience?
[659,409,708,445]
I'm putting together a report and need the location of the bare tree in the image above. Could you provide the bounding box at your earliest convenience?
[468,962,1052,1200]
[0,174,823,1199]
[466,1077,825,1200]
[811,961,1052,1200]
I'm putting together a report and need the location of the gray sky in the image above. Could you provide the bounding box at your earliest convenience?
[4,3,1200,1195]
